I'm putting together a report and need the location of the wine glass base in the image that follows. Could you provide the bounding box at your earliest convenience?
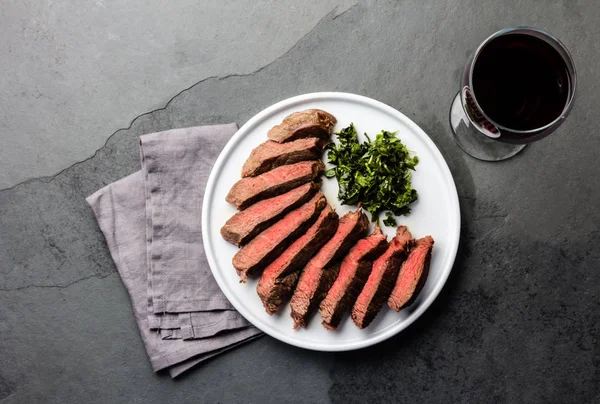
[449,92,526,161]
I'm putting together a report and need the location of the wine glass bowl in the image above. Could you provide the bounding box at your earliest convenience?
[450,27,576,161]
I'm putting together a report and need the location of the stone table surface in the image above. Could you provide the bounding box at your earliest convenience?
[1,1,599,403]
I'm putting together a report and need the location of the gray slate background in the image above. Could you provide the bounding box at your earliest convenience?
[1,1,599,403]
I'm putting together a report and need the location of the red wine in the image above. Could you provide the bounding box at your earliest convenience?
[472,33,570,132]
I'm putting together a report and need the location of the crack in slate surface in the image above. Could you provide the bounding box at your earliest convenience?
[0,4,356,194]
[0,80,208,193]
[1,0,600,402]
[0,4,358,292]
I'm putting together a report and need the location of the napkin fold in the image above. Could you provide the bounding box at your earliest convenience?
[140,126,235,314]
[87,124,262,377]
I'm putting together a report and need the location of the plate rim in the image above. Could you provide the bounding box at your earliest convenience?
[202,92,461,351]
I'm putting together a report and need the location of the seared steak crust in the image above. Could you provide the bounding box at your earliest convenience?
[267,109,337,143]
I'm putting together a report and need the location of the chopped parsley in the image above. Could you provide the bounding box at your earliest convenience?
[324,123,419,226]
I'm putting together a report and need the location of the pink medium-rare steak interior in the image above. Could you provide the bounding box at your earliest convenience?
[289,208,369,329]
[232,192,326,282]
[257,205,339,315]
[388,236,434,311]
[241,137,326,178]
[221,182,319,246]
[319,226,389,330]
[226,160,324,209]
[351,226,413,329]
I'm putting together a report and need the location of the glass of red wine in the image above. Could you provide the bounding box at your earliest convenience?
[449,27,576,161]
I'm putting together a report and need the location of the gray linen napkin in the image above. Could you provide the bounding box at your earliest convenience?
[88,171,261,376]
[87,125,263,377]
[140,125,235,314]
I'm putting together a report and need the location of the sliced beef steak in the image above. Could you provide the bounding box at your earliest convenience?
[267,109,337,143]
[319,226,388,330]
[292,263,341,328]
[226,161,324,209]
[290,208,369,329]
[257,205,339,315]
[388,236,434,311]
[232,193,326,282]
[241,137,326,178]
[351,226,414,329]
[221,182,319,246]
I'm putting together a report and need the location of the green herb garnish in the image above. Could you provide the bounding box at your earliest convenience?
[324,123,419,226]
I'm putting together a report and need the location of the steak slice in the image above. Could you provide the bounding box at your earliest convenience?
[257,205,339,315]
[267,109,337,143]
[232,192,326,282]
[290,208,369,329]
[226,161,324,210]
[241,138,326,178]
[388,236,434,311]
[351,226,414,329]
[319,226,388,330]
[221,182,319,246]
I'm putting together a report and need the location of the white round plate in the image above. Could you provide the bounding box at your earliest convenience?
[203,92,460,351]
